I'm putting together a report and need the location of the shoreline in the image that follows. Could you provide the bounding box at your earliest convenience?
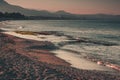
[52,50,114,71]
[1,31,70,66]
[2,30,119,72]
[0,28,120,79]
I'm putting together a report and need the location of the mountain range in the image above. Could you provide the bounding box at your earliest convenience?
[0,0,120,20]
[0,0,76,17]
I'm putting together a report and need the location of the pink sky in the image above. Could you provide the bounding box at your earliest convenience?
[5,0,120,14]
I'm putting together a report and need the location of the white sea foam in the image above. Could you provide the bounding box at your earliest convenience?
[3,31,71,43]
[52,50,114,71]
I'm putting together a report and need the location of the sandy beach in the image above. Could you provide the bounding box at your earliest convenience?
[2,30,117,72]
[2,31,70,66]
[0,28,120,80]
[0,21,120,80]
[52,50,113,71]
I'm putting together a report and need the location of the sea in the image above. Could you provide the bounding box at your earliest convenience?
[1,20,120,66]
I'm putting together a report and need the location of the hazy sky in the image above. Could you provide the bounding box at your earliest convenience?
[5,0,120,14]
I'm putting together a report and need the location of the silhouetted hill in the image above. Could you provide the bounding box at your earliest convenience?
[0,0,120,20]
[0,12,26,20]
[0,0,79,19]
[0,0,55,17]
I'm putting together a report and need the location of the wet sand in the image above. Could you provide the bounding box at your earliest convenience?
[52,50,114,71]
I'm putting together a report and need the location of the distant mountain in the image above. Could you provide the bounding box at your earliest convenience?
[0,0,56,16]
[0,0,120,20]
[0,0,77,17]
[0,0,79,19]
[55,10,72,15]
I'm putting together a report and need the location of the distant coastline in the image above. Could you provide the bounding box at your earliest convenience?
[1,11,120,20]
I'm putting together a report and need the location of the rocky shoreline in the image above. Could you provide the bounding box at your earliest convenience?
[0,30,120,79]
[2,30,120,71]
